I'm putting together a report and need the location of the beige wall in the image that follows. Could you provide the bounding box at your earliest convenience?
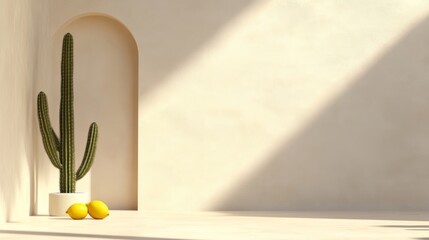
[136,1,429,210]
[4,0,429,220]
[0,0,49,222]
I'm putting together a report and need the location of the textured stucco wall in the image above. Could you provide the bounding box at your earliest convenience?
[136,1,429,211]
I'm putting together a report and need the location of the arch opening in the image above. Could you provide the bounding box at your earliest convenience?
[53,14,138,210]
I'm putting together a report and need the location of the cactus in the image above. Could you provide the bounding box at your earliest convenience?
[37,33,98,193]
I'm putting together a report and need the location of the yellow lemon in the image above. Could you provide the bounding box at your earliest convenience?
[66,203,88,220]
[87,200,109,219]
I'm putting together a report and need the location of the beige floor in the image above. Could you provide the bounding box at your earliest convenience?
[1,211,429,239]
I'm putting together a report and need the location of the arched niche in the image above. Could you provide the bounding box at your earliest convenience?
[52,14,138,210]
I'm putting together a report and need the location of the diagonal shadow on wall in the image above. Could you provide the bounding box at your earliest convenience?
[213,15,429,212]
[137,0,257,94]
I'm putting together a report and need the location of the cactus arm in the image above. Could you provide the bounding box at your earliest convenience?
[76,122,98,180]
[37,92,62,169]
[59,33,76,193]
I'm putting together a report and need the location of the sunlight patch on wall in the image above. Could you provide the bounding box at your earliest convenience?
[207,1,429,209]
[139,0,429,210]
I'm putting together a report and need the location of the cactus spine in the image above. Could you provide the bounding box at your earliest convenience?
[37,33,98,193]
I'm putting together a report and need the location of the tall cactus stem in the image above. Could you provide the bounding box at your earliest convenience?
[59,33,75,193]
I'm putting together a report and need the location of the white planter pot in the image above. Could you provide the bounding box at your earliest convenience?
[49,192,90,216]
